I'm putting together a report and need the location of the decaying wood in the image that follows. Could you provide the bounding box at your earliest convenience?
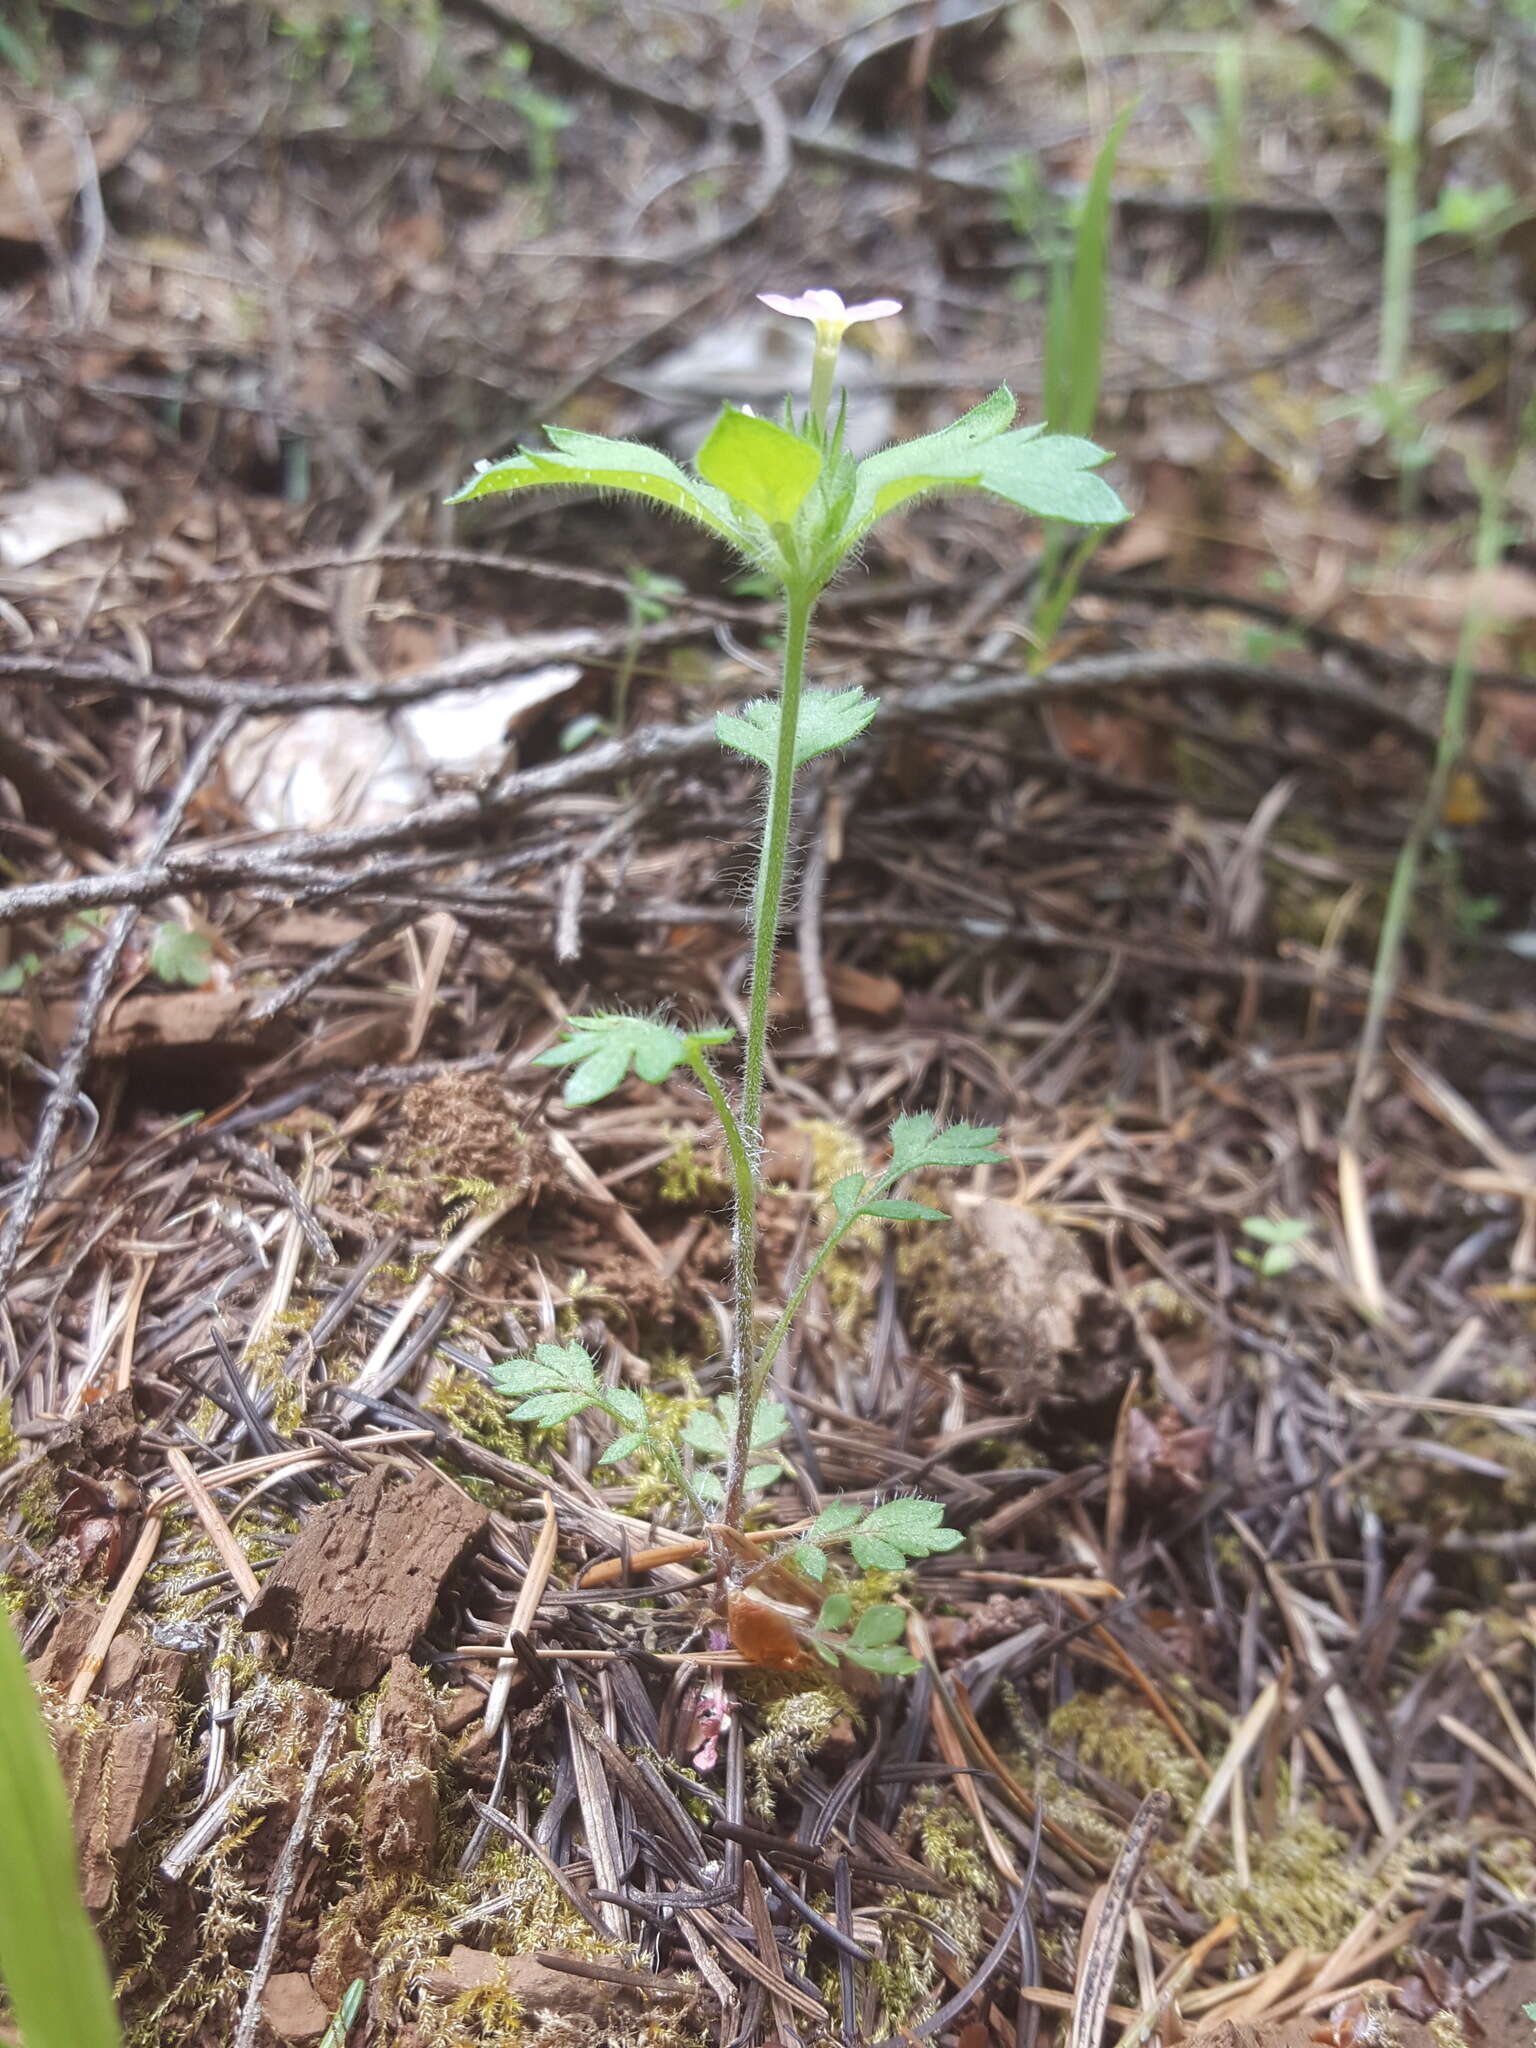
[244,1467,489,1695]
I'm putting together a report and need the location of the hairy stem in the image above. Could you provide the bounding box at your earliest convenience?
[722,582,816,1530]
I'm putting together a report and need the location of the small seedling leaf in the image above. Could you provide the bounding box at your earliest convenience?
[811,1501,863,1539]
[150,922,214,987]
[789,1542,828,1580]
[830,1172,867,1223]
[682,1408,729,1458]
[854,1496,965,1562]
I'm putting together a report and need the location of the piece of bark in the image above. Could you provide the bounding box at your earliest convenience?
[51,1702,178,1910]
[245,1467,488,1696]
[908,1199,1138,1411]
[362,1657,440,1871]
[260,1972,331,2043]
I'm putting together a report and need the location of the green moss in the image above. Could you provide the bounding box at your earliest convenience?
[0,1394,18,1470]
[1171,1800,1386,1965]
[656,1137,727,1205]
[1050,1690,1205,1821]
[748,1684,854,1818]
[427,1370,534,1465]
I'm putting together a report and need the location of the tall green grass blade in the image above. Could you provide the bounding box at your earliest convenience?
[0,1610,122,2048]
[1034,104,1133,661]
[1380,12,1426,387]
[1344,464,1505,1145]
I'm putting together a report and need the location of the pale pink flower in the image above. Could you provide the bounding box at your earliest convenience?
[757,288,902,338]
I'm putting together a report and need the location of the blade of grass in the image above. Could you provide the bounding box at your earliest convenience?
[1344,464,1505,1149]
[0,1610,122,2048]
[1033,102,1133,664]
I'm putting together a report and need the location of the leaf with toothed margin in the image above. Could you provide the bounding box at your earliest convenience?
[532,1013,733,1107]
[843,384,1128,546]
[886,1111,1004,1180]
[447,428,743,547]
[716,686,879,774]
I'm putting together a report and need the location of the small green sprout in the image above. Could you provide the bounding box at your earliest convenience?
[1237,1214,1314,1279]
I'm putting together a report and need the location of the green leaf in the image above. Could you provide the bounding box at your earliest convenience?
[533,1012,733,1106]
[491,1341,600,1409]
[744,1460,783,1493]
[716,685,879,774]
[511,1392,592,1428]
[608,1387,647,1429]
[596,1430,648,1466]
[818,1592,853,1633]
[0,1609,123,2048]
[977,432,1128,525]
[855,385,1018,510]
[829,1173,867,1223]
[789,1542,828,1580]
[696,407,823,526]
[846,381,1127,543]
[849,1604,908,1649]
[694,1469,725,1504]
[887,1112,1004,1179]
[861,1198,950,1223]
[749,1400,789,1452]
[149,922,214,987]
[811,1501,863,1539]
[0,953,40,994]
[447,430,743,547]
[852,1496,965,1567]
[843,1642,920,1676]
[1046,102,1132,438]
[682,1408,729,1458]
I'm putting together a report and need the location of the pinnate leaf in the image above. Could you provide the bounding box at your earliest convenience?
[533,1012,732,1106]
[716,685,878,774]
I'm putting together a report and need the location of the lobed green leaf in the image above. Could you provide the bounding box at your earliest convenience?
[887,1111,1004,1179]
[533,1012,733,1106]
[716,685,879,775]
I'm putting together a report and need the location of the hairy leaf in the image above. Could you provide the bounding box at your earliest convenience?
[533,1012,732,1106]
[596,1430,648,1466]
[716,685,878,774]
[150,922,214,988]
[850,1495,965,1569]
[697,407,822,526]
[861,1197,950,1222]
[448,430,742,546]
[886,1111,1004,1179]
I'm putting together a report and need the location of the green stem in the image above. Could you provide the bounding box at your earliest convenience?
[721,581,817,1530]
[1343,466,1503,1145]
[808,335,840,430]
[751,1213,860,1401]
[686,1049,753,1227]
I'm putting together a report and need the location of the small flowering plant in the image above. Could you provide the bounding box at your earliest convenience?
[454,289,1128,1673]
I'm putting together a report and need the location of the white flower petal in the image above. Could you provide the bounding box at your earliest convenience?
[843,298,903,325]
